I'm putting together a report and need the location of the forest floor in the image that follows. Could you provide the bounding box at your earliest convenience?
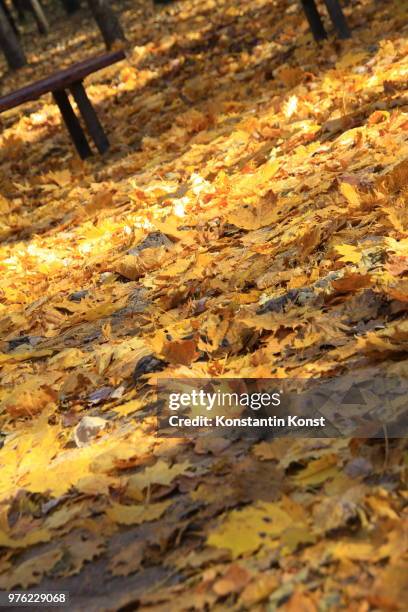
[0,0,407,610]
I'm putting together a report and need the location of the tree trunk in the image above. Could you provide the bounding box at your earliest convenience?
[0,0,19,35]
[12,0,26,23]
[86,0,125,49]
[60,0,81,14]
[0,2,26,69]
[28,0,49,35]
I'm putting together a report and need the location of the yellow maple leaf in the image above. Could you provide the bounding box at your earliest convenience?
[292,454,339,487]
[330,541,375,561]
[0,549,62,589]
[46,169,72,187]
[106,500,171,525]
[233,160,280,195]
[226,192,278,231]
[0,529,52,550]
[0,349,54,364]
[335,243,363,264]
[64,534,106,576]
[336,51,369,70]
[1,379,58,418]
[207,502,298,558]
[339,182,361,207]
[0,195,11,213]
[112,398,145,416]
[127,459,191,492]
[48,347,87,369]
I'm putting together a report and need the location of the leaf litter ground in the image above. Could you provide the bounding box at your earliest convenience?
[0,0,407,609]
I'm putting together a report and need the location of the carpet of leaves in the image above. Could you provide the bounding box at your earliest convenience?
[0,0,407,609]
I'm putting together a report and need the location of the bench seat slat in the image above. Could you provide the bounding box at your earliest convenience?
[0,49,126,113]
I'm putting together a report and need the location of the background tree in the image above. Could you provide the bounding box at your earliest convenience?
[60,0,81,13]
[86,0,125,49]
[1,0,19,34]
[0,1,26,69]
[29,0,49,35]
[11,0,26,23]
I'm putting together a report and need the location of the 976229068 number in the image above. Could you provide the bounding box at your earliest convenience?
[0,592,69,607]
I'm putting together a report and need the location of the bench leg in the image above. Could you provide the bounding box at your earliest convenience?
[301,0,327,42]
[70,81,110,154]
[323,0,351,39]
[53,89,92,159]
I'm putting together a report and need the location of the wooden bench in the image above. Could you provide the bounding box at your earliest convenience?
[301,0,350,41]
[0,49,126,158]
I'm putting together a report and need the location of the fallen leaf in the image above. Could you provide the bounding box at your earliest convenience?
[108,541,145,577]
[207,502,298,558]
[335,244,363,264]
[292,455,339,487]
[213,563,251,596]
[127,460,192,491]
[339,182,361,207]
[73,416,108,447]
[240,573,279,606]
[0,549,62,589]
[331,273,372,293]
[0,528,52,549]
[106,501,171,525]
